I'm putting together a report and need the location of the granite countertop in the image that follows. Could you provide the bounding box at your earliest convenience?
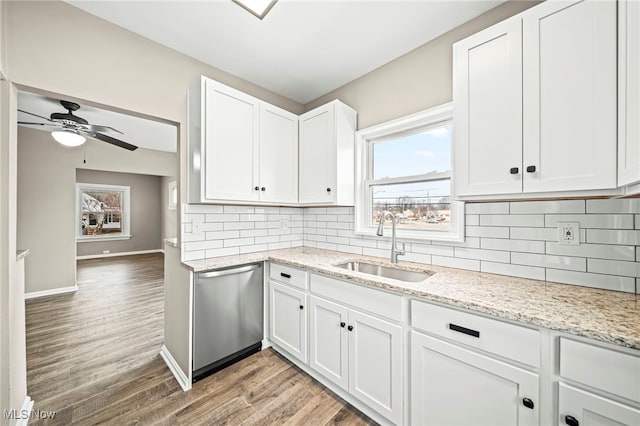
[16,249,30,260]
[164,238,178,248]
[182,247,640,351]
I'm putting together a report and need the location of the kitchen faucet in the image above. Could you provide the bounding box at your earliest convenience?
[376,211,405,263]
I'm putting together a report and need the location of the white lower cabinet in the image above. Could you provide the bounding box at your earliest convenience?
[269,281,307,363]
[410,331,539,426]
[309,295,403,424]
[559,383,640,426]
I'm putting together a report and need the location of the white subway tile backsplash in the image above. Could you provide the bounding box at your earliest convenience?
[481,238,545,254]
[432,256,480,271]
[182,201,640,293]
[545,214,633,230]
[586,199,640,214]
[586,229,640,245]
[587,258,640,277]
[480,214,544,227]
[546,242,635,261]
[455,247,510,263]
[481,261,545,281]
[510,200,585,214]
[511,252,586,272]
[466,226,509,239]
[466,202,509,215]
[546,269,636,293]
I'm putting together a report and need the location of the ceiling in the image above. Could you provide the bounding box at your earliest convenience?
[66,0,506,104]
[17,91,178,153]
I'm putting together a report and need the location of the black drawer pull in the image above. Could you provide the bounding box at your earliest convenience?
[347,325,353,331]
[509,167,519,175]
[522,398,534,409]
[565,415,579,426]
[326,187,331,192]
[449,323,480,338]
[526,165,536,173]
[280,273,291,279]
[254,186,259,190]
[340,322,346,328]
[299,305,304,310]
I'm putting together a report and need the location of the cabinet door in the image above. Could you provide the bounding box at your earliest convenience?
[309,296,348,391]
[411,331,539,426]
[559,383,640,426]
[259,103,298,204]
[453,15,523,196]
[348,310,402,424]
[522,0,617,193]
[618,0,640,186]
[204,79,259,201]
[299,103,336,204]
[269,281,307,363]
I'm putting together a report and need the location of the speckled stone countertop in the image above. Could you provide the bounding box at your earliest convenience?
[16,249,30,260]
[183,247,640,351]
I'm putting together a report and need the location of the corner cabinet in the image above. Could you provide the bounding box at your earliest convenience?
[188,77,298,205]
[298,100,357,206]
[454,0,617,198]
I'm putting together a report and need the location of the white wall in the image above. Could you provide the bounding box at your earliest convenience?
[17,126,176,294]
[305,1,540,129]
[161,176,177,241]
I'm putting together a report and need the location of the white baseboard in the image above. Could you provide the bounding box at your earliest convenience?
[76,249,163,260]
[160,345,191,392]
[25,284,78,300]
[16,396,33,426]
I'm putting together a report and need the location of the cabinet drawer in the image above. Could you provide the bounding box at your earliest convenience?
[560,338,640,403]
[411,300,540,367]
[270,263,307,289]
[310,273,402,322]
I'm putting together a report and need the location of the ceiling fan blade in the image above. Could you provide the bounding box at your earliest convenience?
[91,132,138,151]
[17,109,54,122]
[18,121,57,127]
[80,124,123,134]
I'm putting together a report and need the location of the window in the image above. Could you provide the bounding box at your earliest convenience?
[76,183,131,242]
[355,103,464,242]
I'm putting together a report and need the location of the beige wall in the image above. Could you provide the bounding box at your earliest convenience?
[161,176,177,241]
[17,126,176,294]
[76,169,163,257]
[305,1,540,129]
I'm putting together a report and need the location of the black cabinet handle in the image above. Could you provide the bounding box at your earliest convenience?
[340,322,346,328]
[522,398,534,409]
[347,325,353,331]
[254,186,259,190]
[280,272,291,279]
[299,305,304,310]
[510,167,519,175]
[449,323,480,338]
[526,165,536,173]
[565,415,579,426]
[326,188,331,192]
[261,187,266,191]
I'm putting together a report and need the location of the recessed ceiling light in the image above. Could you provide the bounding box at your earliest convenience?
[232,0,278,20]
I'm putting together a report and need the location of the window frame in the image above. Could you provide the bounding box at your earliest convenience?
[76,182,131,242]
[354,103,464,242]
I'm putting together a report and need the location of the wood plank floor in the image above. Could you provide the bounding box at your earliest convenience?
[25,253,375,425]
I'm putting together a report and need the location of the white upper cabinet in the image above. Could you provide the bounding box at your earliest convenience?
[299,100,357,206]
[454,16,523,196]
[454,0,617,198]
[258,103,298,204]
[618,0,640,187]
[188,77,299,205]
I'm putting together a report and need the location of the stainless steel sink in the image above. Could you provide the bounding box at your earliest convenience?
[335,261,432,282]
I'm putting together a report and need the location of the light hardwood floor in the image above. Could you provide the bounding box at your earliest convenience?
[25,253,375,425]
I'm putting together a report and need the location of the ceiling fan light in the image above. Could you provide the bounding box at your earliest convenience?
[232,0,277,19]
[51,130,86,147]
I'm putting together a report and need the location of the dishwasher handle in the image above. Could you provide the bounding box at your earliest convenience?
[198,263,261,279]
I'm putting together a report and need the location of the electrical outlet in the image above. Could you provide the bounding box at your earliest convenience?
[558,222,580,245]
[280,219,289,230]
[102,250,110,254]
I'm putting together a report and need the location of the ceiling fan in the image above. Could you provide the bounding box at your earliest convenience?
[18,100,138,151]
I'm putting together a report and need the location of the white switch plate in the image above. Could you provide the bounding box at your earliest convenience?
[558,222,580,245]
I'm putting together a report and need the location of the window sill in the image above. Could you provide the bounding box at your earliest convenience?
[355,227,464,243]
[77,235,132,243]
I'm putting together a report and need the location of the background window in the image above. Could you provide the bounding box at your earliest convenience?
[77,183,131,241]
[355,103,464,242]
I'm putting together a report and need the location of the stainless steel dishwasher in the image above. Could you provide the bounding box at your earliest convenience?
[192,262,263,382]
